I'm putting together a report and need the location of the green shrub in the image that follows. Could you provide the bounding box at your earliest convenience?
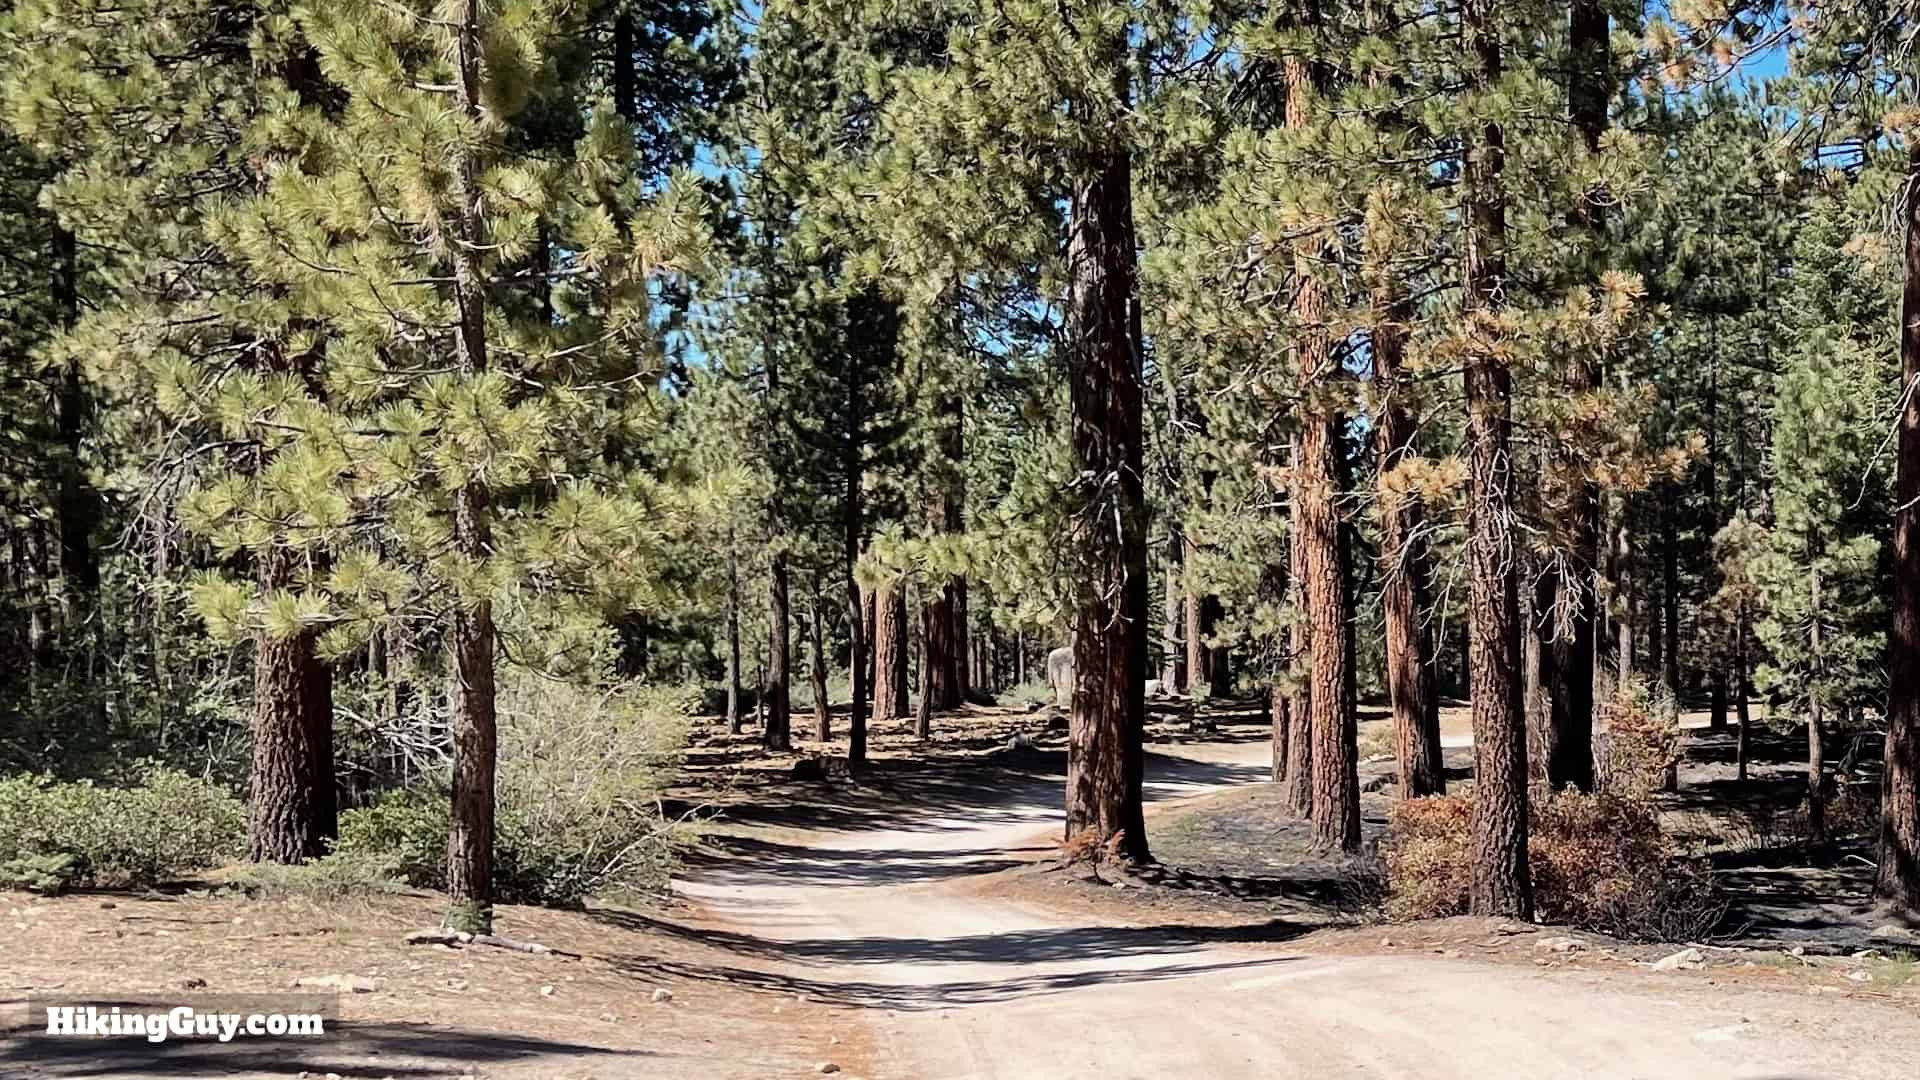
[0,852,79,893]
[1385,788,1723,942]
[336,678,692,906]
[0,768,244,891]
[228,850,408,899]
[334,787,446,887]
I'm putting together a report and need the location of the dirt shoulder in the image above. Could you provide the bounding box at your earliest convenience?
[0,888,869,1079]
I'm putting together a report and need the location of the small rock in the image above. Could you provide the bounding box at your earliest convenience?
[98,902,116,910]
[1379,937,1394,948]
[599,1013,618,1023]
[1789,944,1807,957]
[539,984,555,997]
[1004,732,1036,752]
[1652,948,1705,972]
[1869,924,1919,945]
[651,988,673,1003]
[293,974,383,994]
[817,1064,841,1075]
[1534,936,1583,954]
[444,978,469,991]
[1852,949,1884,960]
[179,977,207,990]
[1110,881,1128,890]
[829,1036,841,1045]
[1845,969,1873,982]
[1440,949,1460,958]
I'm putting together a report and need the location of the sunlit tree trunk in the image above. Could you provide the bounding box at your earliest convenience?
[1062,43,1148,863]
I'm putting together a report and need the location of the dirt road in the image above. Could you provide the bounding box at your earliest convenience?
[678,740,1920,1080]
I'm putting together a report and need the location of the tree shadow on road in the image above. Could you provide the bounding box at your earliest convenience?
[599,924,1304,1012]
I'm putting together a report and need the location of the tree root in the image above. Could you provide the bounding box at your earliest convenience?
[403,927,581,958]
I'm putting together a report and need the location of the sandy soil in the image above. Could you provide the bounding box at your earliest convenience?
[674,728,1920,1080]
[0,889,869,1078]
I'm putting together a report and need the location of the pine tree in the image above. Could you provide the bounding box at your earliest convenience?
[192,0,698,928]
[0,0,347,861]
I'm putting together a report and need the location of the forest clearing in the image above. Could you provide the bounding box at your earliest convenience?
[6,0,1920,1076]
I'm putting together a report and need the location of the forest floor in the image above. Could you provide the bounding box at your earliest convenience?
[0,884,872,1078]
[6,696,1920,1078]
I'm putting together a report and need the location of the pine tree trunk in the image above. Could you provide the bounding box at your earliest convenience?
[809,577,830,742]
[1062,58,1149,863]
[247,547,333,863]
[1280,55,1359,852]
[1185,591,1205,692]
[767,557,793,749]
[1613,498,1635,683]
[914,599,934,740]
[1808,701,1828,852]
[927,392,966,710]
[954,579,971,703]
[1552,0,1607,791]
[445,0,498,935]
[843,290,879,768]
[446,484,497,934]
[860,585,876,696]
[1660,488,1682,701]
[1164,526,1184,688]
[726,541,744,734]
[872,580,908,724]
[1374,298,1444,798]
[1160,361,1186,690]
[926,587,957,710]
[1878,140,1920,913]
[612,7,637,120]
[1270,682,1290,782]
[1736,598,1752,783]
[52,225,97,600]
[1282,464,1314,817]
[1462,0,1531,920]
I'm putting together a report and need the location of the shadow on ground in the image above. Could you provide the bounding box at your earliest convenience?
[0,1016,620,1078]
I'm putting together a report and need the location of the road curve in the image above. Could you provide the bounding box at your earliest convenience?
[677,741,1920,1080]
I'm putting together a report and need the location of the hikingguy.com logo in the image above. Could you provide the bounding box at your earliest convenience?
[29,994,335,1044]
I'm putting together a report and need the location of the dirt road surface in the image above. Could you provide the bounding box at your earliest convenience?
[678,740,1920,1080]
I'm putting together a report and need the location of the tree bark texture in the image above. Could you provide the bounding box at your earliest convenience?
[445,0,499,934]
[1462,0,1532,920]
[872,580,910,724]
[1879,141,1920,912]
[1062,67,1149,863]
[1373,295,1444,798]
[247,546,335,863]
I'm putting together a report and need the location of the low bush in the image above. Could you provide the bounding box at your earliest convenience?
[1385,788,1724,942]
[0,768,244,892]
[228,849,408,899]
[335,677,693,907]
[1595,678,1681,797]
[1003,680,1055,709]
